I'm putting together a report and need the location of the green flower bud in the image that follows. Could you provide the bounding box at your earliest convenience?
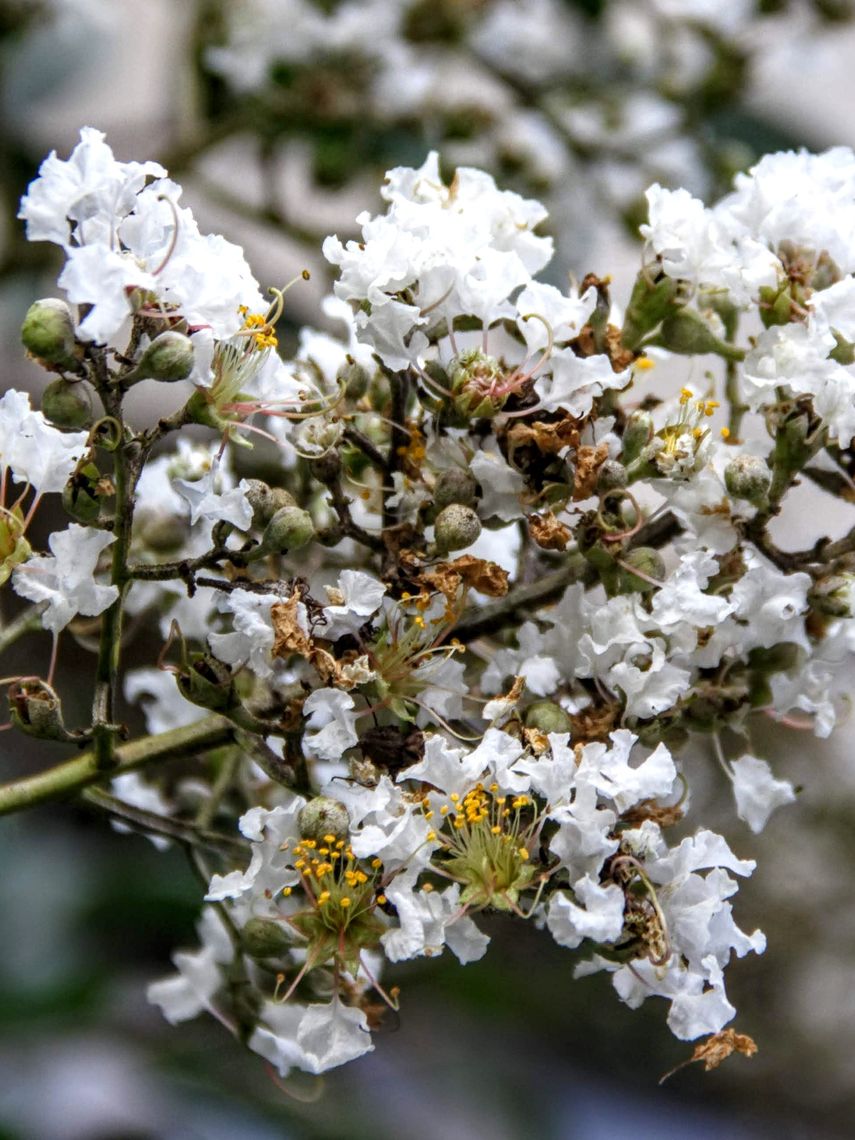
[449,349,506,419]
[757,283,797,328]
[620,272,681,351]
[337,358,370,399]
[21,298,81,370]
[621,410,654,464]
[771,406,825,480]
[0,507,30,587]
[524,700,572,734]
[298,796,350,844]
[619,546,666,593]
[724,454,771,506]
[829,331,855,366]
[596,459,628,492]
[434,468,479,509]
[653,309,744,361]
[243,480,297,528]
[41,378,91,430]
[126,330,195,383]
[261,505,315,553]
[434,503,482,553]
[808,574,855,618]
[241,917,292,959]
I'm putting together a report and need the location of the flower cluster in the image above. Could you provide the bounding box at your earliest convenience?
[6,126,855,1082]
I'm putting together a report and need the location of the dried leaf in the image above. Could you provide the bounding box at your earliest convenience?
[421,555,509,603]
[506,416,580,457]
[569,700,619,743]
[451,554,510,597]
[529,512,571,551]
[573,443,609,500]
[271,595,312,659]
[660,1029,758,1084]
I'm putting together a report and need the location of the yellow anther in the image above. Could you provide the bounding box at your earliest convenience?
[440,805,449,816]
[318,890,331,904]
[491,825,502,835]
[340,897,352,908]
[377,894,387,906]
[422,883,434,893]
[720,426,731,439]
[427,830,437,841]
[323,834,336,845]
[371,857,383,869]
[518,847,530,861]
[635,356,655,371]
[424,810,434,820]
[282,886,292,897]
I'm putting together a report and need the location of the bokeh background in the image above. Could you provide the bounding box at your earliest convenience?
[2,2,855,1137]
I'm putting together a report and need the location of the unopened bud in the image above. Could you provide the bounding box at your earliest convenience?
[41,378,91,430]
[126,331,195,383]
[724,454,771,506]
[244,480,296,528]
[261,505,315,553]
[337,358,370,399]
[596,460,628,492]
[434,503,482,553]
[524,700,572,734]
[21,298,81,370]
[241,917,292,959]
[298,796,350,843]
[653,309,744,361]
[808,574,855,618]
[619,546,665,593]
[620,272,681,351]
[434,468,479,509]
[621,410,654,464]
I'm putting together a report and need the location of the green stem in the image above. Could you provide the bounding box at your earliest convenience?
[83,785,248,857]
[0,714,233,817]
[0,602,48,657]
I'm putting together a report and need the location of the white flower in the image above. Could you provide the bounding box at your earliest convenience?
[322,570,387,638]
[535,347,632,419]
[208,588,283,680]
[174,473,253,530]
[547,875,626,949]
[0,388,89,494]
[381,871,489,963]
[302,689,359,760]
[13,525,118,633]
[731,754,796,833]
[577,731,678,814]
[18,126,166,251]
[147,908,233,1025]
